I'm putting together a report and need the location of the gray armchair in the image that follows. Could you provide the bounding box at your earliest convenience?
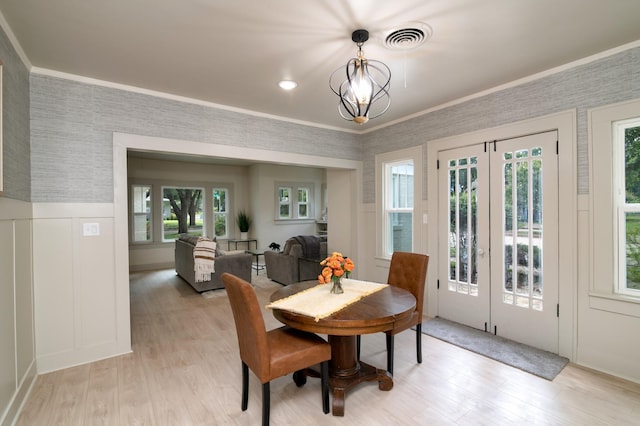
[264,236,327,285]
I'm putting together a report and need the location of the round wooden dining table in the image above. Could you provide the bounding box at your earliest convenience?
[269,281,416,416]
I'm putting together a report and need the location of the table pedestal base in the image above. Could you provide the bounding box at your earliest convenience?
[328,335,393,416]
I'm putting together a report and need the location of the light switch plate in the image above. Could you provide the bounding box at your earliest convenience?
[83,222,100,236]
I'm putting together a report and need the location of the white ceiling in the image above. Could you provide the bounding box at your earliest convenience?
[2,0,640,133]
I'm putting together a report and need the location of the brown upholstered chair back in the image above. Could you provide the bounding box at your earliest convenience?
[223,272,270,382]
[386,252,429,317]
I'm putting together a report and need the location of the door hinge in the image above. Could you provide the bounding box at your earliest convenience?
[484,322,487,332]
[437,279,440,290]
[494,325,497,335]
[557,303,560,317]
[556,140,559,155]
[437,159,440,169]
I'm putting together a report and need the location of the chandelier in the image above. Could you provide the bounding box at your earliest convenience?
[330,29,391,125]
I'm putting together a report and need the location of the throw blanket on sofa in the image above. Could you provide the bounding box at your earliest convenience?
[293,235,321,258]
[193,237,216,282]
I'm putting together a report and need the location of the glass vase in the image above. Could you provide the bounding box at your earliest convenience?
[330,277,344,294]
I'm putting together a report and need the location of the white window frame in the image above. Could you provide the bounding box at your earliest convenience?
[278,186,292,219]
[384,161,414,256]
[614,118,640,297]
[376,146,423,259]
[275,182,314,221]
[297,187,310,219]
[213,187,229,239]
[589,99,640,315]
[131,184,152,244]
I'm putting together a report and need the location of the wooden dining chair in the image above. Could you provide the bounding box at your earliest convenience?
[221,272,331,425]
[357,252,429,375]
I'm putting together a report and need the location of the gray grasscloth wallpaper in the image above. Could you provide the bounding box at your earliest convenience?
[0,25,30,201]
[27,45,640,204]
[362,46,640,203]
[29,75,359,203]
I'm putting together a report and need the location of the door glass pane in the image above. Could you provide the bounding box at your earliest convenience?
[458,168,468,284]
[449,169,457,288]
[448,156,479,296]
[504,162,513,295]
[516,160,529,300]
[502,148,543,310]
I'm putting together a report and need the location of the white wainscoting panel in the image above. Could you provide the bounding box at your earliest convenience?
[32,203,130,373]
[0,198,37,426]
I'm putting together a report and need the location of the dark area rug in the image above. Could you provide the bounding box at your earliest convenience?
[422,317,569,380]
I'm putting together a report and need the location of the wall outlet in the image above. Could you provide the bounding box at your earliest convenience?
[83,223,100,236]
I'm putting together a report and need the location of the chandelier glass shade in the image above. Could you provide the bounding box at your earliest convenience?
[330,29,391,124]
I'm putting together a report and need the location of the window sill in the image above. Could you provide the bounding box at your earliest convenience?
[274,219,315,224]
[588,292,640,318]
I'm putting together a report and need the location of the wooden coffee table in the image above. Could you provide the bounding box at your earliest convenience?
[269,281,416,416]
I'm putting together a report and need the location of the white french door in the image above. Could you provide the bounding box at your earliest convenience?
[437,131,559,352]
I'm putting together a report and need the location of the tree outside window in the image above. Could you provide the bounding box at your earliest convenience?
[162,187,204,241]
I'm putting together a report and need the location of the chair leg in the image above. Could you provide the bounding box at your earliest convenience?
[386,334,394,375]
[416,323,422,364]
[356,335,361,360]
[262,382,270,426]
[320,361,329,414]
[241,362,249,411]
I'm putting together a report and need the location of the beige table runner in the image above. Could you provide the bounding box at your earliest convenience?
[266,278,388,321]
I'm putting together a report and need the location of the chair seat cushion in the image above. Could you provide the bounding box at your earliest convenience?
[267,327,331,380]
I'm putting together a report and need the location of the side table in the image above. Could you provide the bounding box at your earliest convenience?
[245,249,266,275]
[227,238,257,251]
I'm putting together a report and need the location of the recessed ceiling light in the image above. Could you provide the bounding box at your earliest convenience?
[278,80,298,90]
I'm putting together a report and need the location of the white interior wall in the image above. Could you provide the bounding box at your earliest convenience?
[32,203,125,373]
[0,197,36,425]
[249,163,325,250]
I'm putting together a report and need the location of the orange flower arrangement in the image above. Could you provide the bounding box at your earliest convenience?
[318,252,355,284]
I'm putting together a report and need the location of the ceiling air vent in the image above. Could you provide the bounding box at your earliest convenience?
[382,22,432,51]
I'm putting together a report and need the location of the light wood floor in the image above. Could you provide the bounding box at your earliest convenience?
[16,269,640,425]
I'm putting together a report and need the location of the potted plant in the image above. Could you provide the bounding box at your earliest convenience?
[236,210,252,240]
